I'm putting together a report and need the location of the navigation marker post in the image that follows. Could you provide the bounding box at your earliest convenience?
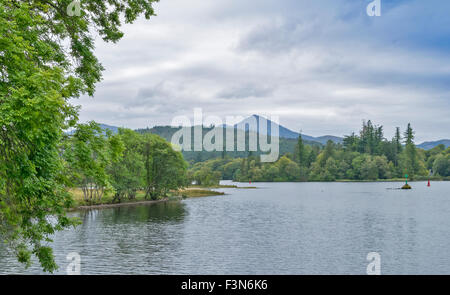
[402,174,412,189]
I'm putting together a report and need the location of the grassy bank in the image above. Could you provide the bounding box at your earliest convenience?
[68,188,148,207]
[68,186,226,210]
[190,184,258,189]
[179,188,225,198]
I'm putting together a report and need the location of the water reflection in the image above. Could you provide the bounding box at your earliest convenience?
[79,201,188,225]
[0,201,187,274]
[1,182,450,274]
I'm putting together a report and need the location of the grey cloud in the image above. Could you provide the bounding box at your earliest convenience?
[218,84,274,99]
[237,20,323,54]
[72,0,450,143]
[136,82,169,99]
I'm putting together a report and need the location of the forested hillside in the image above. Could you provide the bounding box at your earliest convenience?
[137,126,321,163]
[188,121,450,184]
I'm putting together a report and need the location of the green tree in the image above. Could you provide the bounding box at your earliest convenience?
[0,0,158,271]
[193,167,221,186]
[323,158,338,181]
[222,159,241,179]
[404,123,414,145]
[143,134,187,200]
[64,122,122,203]
[400,123,426,178]
[295,133,308,167]
[307,146,319,167]
[350,154,369,180]
[357,120,384,155]
[336,160,350,179]
[433,154,450,177]
[425,144,445,170]
[374,156,391,179]
[343,132,359,152]
[314,140,335,168]
[274,156,299,181]
[360,158,378,180]
[108,129,145,202]
[264,165,280,181]
[394,127,403,154]
[240,158,248,180]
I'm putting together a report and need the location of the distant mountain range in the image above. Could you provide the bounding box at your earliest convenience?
[67,123,119,135]
[91,116,447,150]
[417,139,450,150]
[232,114,343,145]
[98,123,120,134]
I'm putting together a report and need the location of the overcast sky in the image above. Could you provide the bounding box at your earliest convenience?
[71,0,450,142]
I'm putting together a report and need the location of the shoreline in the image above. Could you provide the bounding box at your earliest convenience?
[69,179,442,211]
[70,186,228,211]
[232,179,449,184]
[73,197,170,211]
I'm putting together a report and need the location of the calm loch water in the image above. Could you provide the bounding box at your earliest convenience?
[1,181,449,274]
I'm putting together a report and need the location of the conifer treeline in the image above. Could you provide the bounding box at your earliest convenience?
[188,121,449,183]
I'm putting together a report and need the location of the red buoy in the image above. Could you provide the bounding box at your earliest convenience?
[427,179,431,187]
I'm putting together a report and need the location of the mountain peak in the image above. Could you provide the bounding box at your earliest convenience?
[235,115,345,145]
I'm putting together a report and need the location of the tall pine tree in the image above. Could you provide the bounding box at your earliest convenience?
[296,133,308,167]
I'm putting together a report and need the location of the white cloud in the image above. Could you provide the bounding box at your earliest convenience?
[72,0,450,142]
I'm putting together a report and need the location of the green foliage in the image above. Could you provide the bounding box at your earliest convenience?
[425,144,445,169]
[192,155,302,183]
[137,126,321,163]
[63,122,122,203]
[404,123,414,145]
[0,0,157,271]
[394,127,403,154]
[188,157,231,185]
[63,124,187,202]
[433,153,450,177]
[143,134,187,200]
[108,128,145,202]
[189,120,444,183]
[294,134,309,167]
[192,167,222,186]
